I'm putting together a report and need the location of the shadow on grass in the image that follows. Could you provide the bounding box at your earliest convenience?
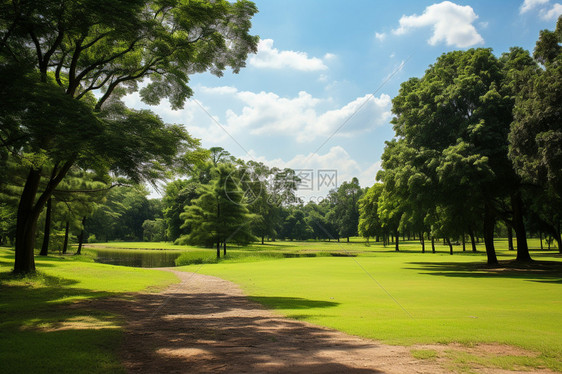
[94,284,382,373]
[0,271,124,374]
[406,260,562,283]
[250,296,339,310]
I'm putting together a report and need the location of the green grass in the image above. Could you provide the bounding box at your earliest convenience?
[4,238,558,372]
[0,248,178,374]
[411,349,438,360]
[174,242,562,371]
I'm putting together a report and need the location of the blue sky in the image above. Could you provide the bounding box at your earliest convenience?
[125,0,561,200]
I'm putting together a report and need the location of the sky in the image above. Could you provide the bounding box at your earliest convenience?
[124,0,562,201]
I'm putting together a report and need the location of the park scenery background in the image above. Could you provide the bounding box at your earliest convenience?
[1,0,561,373]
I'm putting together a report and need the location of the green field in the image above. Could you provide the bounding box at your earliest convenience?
[0,248,178,374]
[1,239,561,372]
[168,239,562,372]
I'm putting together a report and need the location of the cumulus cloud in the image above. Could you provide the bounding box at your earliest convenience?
[520,0,549,13]
[249,39,331,71]
[392,1,484,48]
[540,3,562,19]
[519,0,562,19]
[216,88,391,143]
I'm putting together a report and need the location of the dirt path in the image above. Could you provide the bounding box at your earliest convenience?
[93,269,550,373]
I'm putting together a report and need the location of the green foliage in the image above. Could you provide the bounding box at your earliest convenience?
[510,16,562,192]
[178,164,255,249]
[142,218,167,242]
[1,0,258,273]
[86,186,155,242]
[358,184,383,240]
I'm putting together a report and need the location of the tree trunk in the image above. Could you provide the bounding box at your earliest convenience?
[556,235,562,254]
[14,161,74,274]
[223,241,227,256]
[446,237,453,255]
[62,221,70,254]
[431,236,435,253]
[462,233,466,252]
[540,232,543,250]
[511,191,531,262]
[216,240,220,258]
[469,230,477,252]
[483,202,499,266]
[39,198,53,256]
[507,226,514,251]
[395,231,399,252]
[14,168,42,274]
[76,217,86,255]
[261,235,264,245]
[347,236,349,243]
[420,231,425,253]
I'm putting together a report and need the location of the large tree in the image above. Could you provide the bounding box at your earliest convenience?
[178,164,255,257]
[389,48,533,265]
[0,0,258,273]
[509,16,562,251]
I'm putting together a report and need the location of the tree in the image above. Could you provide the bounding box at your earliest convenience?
[142,218,167,242]
[331,177,362,242]
[1,0,258,273]
[509,17,562,251]
[358,184,383,242]
[163,179,201,242]
[389,48,533,265]
[178,164,255,257]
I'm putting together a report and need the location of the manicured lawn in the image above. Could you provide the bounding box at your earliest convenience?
[177,244,562,371]
[0,248,178,374]
[2,238,560,372]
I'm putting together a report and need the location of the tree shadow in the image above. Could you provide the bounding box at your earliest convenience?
[0,272,124,373]
[249,296,339,309]
[406,260,562,283]
[92,283,388,373]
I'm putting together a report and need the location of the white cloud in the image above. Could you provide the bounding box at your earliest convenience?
[392,1,484,48]
[216,88,391,143]
[540,3,562,19]
[198,86,238,95]
[375,32,387,41]
[520,0,549,14]
[244,146,382,200]
[300,94,392,142]
[249,39,331,71]
[519,0,562,19]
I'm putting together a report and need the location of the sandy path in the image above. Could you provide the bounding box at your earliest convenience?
[92,269,549,373]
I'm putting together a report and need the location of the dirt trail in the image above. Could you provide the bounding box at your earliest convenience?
[92,269,549,373]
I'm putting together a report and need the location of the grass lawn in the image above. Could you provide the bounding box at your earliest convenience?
[2,238,561,372]
[173,239,562,372]
[0,248,178,374]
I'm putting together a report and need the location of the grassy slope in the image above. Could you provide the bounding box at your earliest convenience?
[0,248,178,374]
[175,240,562,371]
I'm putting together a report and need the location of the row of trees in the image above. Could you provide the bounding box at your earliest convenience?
[357,17,562,265]
[4,145,365,257]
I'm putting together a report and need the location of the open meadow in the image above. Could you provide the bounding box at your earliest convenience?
[1,239,561,372]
